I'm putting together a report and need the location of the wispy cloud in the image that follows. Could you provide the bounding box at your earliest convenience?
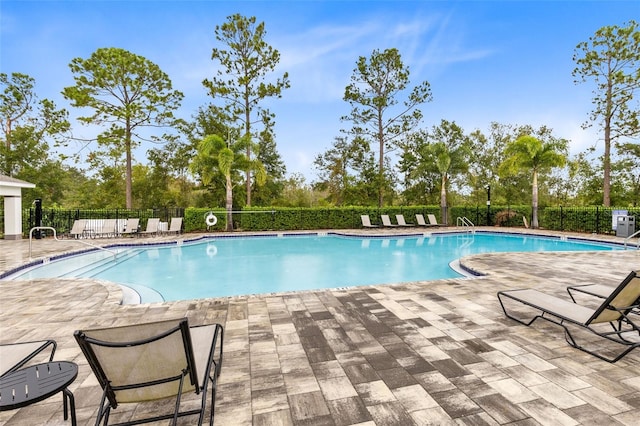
[2,0,633,180]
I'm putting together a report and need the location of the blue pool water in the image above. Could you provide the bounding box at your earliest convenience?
[8,232,620,302]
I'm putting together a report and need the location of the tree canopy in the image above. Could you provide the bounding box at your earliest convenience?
[1,72,70,178]
[190,132,266,230]
[500,134,568,228]
[203,14,289,206]
[342,47,432,207]
[62,47,184,208]
[573,19,640,206]
[3,17,639,216]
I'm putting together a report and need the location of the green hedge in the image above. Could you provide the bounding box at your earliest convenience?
[183,206,530,232]
[184,205,638,234]
[184,206,444,232]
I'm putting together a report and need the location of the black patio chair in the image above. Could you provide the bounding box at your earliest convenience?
[74,318,223,425]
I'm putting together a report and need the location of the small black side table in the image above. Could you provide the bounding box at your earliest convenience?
[0,361,77,425]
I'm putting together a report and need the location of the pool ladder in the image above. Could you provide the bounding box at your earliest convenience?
[456,217,475,233]
[624,229,640,250]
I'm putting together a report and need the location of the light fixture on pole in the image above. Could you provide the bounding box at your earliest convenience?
[486,185,491,226]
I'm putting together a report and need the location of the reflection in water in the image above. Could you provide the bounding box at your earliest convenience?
[206,244,218,257]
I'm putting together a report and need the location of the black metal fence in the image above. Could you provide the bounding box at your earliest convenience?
[0,205,637,237]
[454,205,639,235]
[1,207,185,237]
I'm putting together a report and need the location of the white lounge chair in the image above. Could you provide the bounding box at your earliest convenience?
[381,215,399,227]
[166,217,183,235]
[96,219,117,238]
[395,214,415,227]
[140,218,160,237]
[427,214,444,226]
[68,220,87,239]
[415,214,432,227]
[120,218,140,237]
[361,215,378,228]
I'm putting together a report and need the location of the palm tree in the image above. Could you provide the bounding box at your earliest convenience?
[413,120,471,225]
[191,133,266,231]
[501,135,567,228]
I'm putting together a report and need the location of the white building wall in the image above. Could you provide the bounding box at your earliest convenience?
[4,196,23,240]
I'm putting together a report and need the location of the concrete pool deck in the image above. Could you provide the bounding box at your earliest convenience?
[0,228,639,425]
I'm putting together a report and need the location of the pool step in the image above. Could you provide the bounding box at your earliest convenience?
[81,250,142,278]
[59,250,140,278]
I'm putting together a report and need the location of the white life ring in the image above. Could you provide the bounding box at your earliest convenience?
[205,212,217,227]
[206,244,218,257]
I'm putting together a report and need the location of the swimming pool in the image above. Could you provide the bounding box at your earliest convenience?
[5,232,621,303]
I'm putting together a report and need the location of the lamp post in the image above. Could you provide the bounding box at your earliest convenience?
[486,185,491,226]
[34,198,42,239]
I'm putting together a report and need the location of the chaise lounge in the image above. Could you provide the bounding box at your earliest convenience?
[139,218,160,237]
[68,220,87,239]
[96,219,117,238]
[497,270,640,363]
[395,214,415,227]
[415,214,433,227]
[165,217,183,235]
[381,215,399,227]
[360,215,378,228]
[427,214,444,226]
[120,218,140,237]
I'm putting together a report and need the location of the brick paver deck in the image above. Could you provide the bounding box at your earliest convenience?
[0,229,638,425]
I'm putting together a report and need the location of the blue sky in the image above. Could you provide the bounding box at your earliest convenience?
[1,0,637,182]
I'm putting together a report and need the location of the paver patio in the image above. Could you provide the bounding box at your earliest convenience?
[0,228,638,425]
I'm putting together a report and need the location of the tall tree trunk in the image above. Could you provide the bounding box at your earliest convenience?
[4,118,11,149]
[245,96,252,207]
[226,174,234,231]
[4,118,11,175]
[125,124,133,209]
[602,74,614,207]
[603,114,611,207]
[440,174,448,225]
[532,170,539,229]
[377,112,384,207]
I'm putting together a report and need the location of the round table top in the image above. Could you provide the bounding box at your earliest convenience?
[0,361,78,411]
